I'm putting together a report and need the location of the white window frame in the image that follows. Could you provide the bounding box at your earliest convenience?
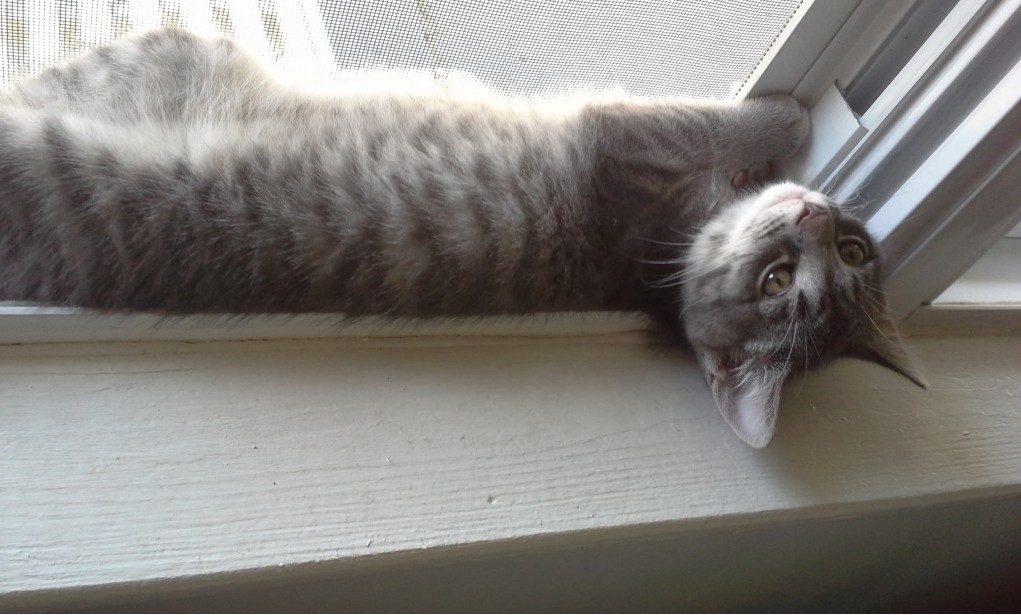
[747,0,1021,318]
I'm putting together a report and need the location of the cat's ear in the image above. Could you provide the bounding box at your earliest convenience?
[847,314,928,389]
[694,346,789,448]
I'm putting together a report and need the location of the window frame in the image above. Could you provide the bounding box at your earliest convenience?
[747,0,1021,318]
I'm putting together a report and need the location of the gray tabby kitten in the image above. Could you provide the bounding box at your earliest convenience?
[0,29,924,447]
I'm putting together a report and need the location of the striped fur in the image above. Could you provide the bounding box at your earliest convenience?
[0,29,807,316]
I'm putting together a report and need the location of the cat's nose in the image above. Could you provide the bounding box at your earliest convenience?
[796,201,828,227]
[795,202,833,241]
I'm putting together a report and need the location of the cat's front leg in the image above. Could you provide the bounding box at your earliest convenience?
[588,95,809,207]
[716,95,810,169]
[716,96,810,191]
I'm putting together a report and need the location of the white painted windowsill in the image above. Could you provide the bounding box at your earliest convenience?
[935,237,1021,305]
[2,313,1020,610]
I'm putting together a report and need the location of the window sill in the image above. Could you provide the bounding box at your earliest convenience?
[2,326,1020,609]
[934,237,1021,305]
[0,306,650,344]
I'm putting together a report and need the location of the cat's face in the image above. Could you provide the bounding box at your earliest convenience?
[682,183,925,447]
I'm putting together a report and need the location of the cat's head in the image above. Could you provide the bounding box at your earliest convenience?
[682,183,926,448]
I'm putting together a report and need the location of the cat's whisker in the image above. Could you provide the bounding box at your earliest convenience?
[860,291,904,324]
[859,291,885,310]
[647,261,723,289]
[806,326,823,363]
[648,271,708,289]
[644,269,685,284]
[802,328,811,382]
[834,189,874,214]
[770,310,797,360]
[645,279,683,289]
[633,256,687,266]
[862,307,892,342]
[680,295,712,313]
[781,323,798,379]
[862,285,912,321]
[863,281,891,297]
[837,201,870,215]
[664,225,699,240]
[787,326,808,397]
[636,237,693,248]
[653,265,715,288]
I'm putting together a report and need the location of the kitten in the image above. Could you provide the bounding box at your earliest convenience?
[0,29,924,447]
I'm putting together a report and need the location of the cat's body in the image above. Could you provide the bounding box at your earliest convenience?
[0,29,922,447]
[0,29,803,316]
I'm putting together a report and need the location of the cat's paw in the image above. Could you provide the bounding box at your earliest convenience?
[745,95,811,157]
[731,160,775,190]
[784,98,811,152]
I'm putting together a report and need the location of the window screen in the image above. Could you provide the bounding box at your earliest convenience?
[3,0,804,99]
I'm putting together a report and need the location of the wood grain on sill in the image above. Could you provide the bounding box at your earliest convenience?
[1,334,1019,599]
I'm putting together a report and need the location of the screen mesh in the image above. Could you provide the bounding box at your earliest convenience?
[2,0,804,99]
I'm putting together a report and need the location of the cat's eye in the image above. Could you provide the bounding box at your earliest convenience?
[761,266,794,296]
[838,237,869,266]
